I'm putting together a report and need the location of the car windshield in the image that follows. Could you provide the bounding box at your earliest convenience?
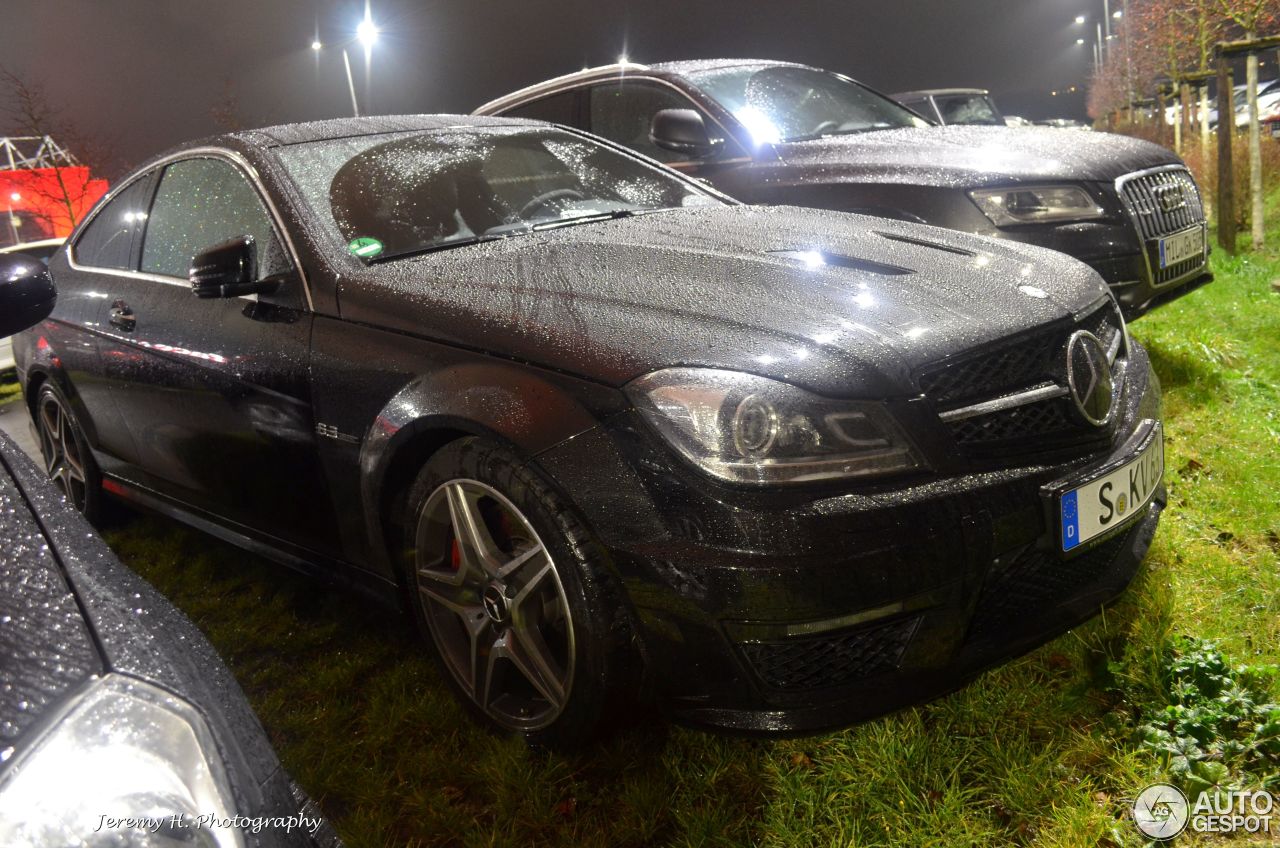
[933,94,1002,126]
[685,64,929,143]
[275,125,723,261]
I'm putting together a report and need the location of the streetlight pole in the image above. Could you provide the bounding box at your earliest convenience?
[6,192,19,246]
[311,9,378,119]
[342,49,360,117]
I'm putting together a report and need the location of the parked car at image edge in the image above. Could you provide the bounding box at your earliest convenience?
[475,59,1211,318]
[891,88,1005,127]
[0,238,64,374]
[0,255,340,846]
[16,114,1165,744]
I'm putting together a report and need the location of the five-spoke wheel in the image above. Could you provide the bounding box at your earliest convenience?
[35,383,101,519]
[403,438,635,746]
[414,479,575,731]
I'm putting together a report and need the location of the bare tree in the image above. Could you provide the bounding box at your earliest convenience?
[0,66,115,241]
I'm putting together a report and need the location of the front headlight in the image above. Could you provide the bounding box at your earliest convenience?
[0,674,243,847]
[627,368,922,484]
[969,185,1104,226]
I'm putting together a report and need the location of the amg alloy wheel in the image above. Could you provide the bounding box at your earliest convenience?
[403,438,636,746]
[35,383,103,521]
[414,479,575,731]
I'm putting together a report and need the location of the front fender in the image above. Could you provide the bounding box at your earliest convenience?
[343,353,629,579]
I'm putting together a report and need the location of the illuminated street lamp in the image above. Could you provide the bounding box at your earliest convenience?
[1074,14,1086,24]
[311,9,379,118]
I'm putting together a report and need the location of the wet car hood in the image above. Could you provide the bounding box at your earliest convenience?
[772,125,1181,187]
[339,204,1109,398]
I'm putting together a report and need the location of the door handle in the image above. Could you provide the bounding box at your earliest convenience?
[109,300,136,331]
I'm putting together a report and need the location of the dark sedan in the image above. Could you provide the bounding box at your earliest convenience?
[15,115,1164,743]
[0,259,338,845]
[475,59,1212,318]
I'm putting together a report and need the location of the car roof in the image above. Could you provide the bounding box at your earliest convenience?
[0,237,65,254]
[228,113,542,148]
[473,59,814,115]
[892,88,990,99]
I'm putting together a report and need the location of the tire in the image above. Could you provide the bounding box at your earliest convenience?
[34,381,106,524]
[401,437,636,748]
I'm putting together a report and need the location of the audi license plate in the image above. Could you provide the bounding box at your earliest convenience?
[1059,422,1163,551]
[1158,226,1204,269]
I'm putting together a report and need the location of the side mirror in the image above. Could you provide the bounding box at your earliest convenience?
[189,235,279,299]
[650,109,721,158]
[0,254,56,337]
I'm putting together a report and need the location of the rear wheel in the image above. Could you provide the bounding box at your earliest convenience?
[403,438,634,747]
[34,382,104,523]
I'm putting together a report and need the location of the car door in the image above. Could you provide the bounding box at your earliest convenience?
[94,152,341,555]
[584,79,759,200]
[52,172,163,471]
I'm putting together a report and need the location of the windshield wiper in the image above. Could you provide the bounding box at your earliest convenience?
[530,209,643,231]
[783,125,896,142]
[371,234,510,262]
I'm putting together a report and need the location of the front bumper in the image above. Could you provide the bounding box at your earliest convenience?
[536,344,1164,735]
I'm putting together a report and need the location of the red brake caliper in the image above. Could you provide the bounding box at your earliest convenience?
[450,536,461,571]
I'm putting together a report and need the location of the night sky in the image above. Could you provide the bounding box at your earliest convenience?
[3,0,1108,173]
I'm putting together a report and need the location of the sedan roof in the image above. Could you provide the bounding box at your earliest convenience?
[230,113,538,148]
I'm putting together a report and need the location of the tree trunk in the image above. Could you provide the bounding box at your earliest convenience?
[1200,82,1213,222]
[1217,57,1237,253]
[1180,83,1193,155]
[1247,49,1264,250]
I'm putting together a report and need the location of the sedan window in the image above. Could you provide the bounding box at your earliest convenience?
[588,81,732,163]
[276,126,724,261]
[140,157,291,280]
[71,176,155,270]
[686,65,929,143]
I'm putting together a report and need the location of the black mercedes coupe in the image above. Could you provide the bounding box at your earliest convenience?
[13,115,1165,745]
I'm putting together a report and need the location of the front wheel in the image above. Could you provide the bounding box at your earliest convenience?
[402,438,636,747]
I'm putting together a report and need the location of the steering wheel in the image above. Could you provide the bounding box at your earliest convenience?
[810,120,841,136]
[518,188,587,219]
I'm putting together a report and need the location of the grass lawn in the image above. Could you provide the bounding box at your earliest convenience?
[0,379,21,404]
[91,235,1280,846]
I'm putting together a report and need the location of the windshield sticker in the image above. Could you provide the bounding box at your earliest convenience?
[348,237,384,258]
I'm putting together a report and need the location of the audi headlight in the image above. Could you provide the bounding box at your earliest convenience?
[970,185,1104,226]
[0,674,243,847]
[627,368,922,484]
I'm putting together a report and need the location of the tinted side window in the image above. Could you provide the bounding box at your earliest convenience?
[140,158,290,280]
[72,176,154,270]
[503,91,579,126]
[589,81,714,163]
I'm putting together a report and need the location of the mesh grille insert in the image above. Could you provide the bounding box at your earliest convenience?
[739,616,921,692]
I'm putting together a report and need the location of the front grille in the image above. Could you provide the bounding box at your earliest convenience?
[918,329,1061,405]
[739,616,920,692]
[1118,167,1205,241]
[949,397,1074,445]
[920,301,1124,458]
[966,531,1130,643]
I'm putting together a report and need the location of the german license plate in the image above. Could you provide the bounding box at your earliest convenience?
[1158,227,1204,269]
[1060,423,1163,551]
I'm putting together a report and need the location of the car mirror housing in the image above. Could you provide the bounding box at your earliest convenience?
[189,235,279,299]
[0,254,57,337]
[650,109,721,158]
